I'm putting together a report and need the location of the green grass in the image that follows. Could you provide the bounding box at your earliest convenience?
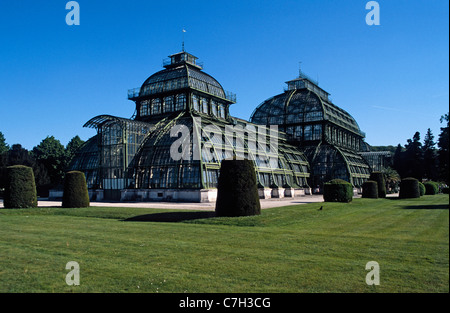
[0,195,448,293]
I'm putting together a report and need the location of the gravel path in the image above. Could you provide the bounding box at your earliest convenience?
[0,194,332,210]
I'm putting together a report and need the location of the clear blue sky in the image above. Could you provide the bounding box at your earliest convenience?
[0,0,448,150]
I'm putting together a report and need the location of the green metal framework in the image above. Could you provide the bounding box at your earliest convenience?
[129,112,310,190]
[79,115,152,199]
[69,135,99,188]
[250,74,370,188]
[70,51,311,199]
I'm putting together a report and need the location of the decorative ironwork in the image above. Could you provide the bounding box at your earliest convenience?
[250,72,370,187]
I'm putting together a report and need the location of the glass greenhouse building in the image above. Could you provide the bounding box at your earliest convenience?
[68,51,311,202]
[250,70,371,191]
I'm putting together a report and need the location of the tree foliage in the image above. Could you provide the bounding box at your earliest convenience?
[31,136,66,186]
[0,135,85,197]
[404,132,424,180]
[65,135,85,166]
[392,115,448,183]
[381,167,401,193]
[422,128,438,181]
[437,113,449,183]
[0,144,50,192]
[0,131,8,154]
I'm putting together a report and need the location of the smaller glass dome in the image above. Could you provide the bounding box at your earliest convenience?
[251,86,364,138]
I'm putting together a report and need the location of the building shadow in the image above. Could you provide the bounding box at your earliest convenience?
[123,211,216,223]
[401,204,449,210]
[385,197,449,210]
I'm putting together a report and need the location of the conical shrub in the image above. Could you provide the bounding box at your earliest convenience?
[62,171,90,208]
[362,180,378,198]
[215,159,261,217]
[399,177,420,199]
[424,181,439,195]
[418,182,425,196]
[4,165,37,208]
[369,171,386,198]
[323,179,353,203]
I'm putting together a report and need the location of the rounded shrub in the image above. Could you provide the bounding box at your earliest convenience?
[362,180,378,198]
[62,171,90,208]
[369,171,386,198]
[399,177,420,199]
[323,179,353,203]
[424,181,439,195]
[215,159,261,217]
[418,182,426,196]
[4,165,37,208]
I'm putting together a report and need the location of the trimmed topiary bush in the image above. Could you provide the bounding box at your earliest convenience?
[362,180,378,198]
[215,159,261,217]
[4,165,37,208]
[369,171,386,198]
[418,182,426,196]
[424,181,439,195]
[323,179,353,203]
[62,171,90,208]
[399,177,420,199]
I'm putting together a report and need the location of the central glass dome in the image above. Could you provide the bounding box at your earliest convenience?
[128,51,234,103]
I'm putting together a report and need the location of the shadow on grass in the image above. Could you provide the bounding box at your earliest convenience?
[402,204,449,210]
[123,211,216,222]
[385,197,449,210]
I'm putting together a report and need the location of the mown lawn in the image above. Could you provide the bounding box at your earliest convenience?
[0,195,448,293]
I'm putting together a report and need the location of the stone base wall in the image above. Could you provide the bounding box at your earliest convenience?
[49,189,104,201]
[258,187,310,199]
[50,187,313,203]
[120,189,217,203]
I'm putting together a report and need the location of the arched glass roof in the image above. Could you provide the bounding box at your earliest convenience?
[251,84,365,137]
[130,112,310,189]
[69,135,99,188]
[139,64,226,99]
[128,51,236,103]
[83,114,153,129]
